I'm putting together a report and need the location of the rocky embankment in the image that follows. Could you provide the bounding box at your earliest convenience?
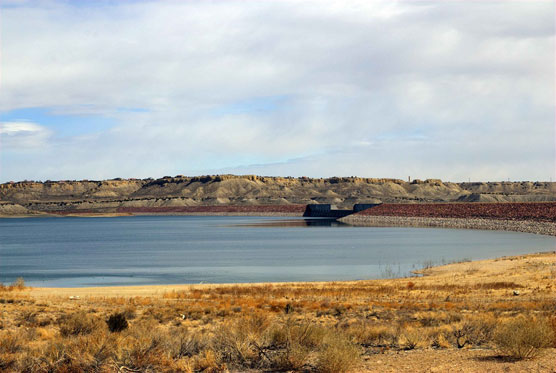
[340,202,556,236]
[340,215,556,236]
[1,175,554,216]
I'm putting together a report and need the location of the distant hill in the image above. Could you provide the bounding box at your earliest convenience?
[0,175,554,216]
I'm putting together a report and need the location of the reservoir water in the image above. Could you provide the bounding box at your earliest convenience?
[0,216,553,287]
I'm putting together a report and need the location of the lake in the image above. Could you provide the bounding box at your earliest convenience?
[0,216,553,287]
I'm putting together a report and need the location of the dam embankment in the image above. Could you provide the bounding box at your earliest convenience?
[340,202,556,236]
[339,215,556,236]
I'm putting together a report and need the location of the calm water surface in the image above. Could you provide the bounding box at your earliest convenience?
[0,216,553,287]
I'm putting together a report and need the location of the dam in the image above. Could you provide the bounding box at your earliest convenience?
[303,203,380,218]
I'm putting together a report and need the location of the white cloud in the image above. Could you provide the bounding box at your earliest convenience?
[0,121,52,149]
[0,121,44,134]
[0,0,554,182]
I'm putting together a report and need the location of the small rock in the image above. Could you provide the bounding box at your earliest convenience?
[513,290,520,296]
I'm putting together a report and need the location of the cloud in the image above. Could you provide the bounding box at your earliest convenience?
[0,121,43,135]
[0,121,52,149]
[0,0,554,182]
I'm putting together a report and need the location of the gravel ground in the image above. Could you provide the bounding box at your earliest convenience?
[361,348,556,372]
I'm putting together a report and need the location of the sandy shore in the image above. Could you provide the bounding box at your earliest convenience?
[29,280,339,298]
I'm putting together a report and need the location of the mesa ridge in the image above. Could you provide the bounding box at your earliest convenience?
[1,175,554,217]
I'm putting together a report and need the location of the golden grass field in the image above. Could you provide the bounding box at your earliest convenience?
[1,252,555,372]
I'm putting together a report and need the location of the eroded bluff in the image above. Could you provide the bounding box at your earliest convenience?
[1,175,554,216]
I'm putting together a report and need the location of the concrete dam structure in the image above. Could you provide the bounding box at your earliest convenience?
[303,203,380,218]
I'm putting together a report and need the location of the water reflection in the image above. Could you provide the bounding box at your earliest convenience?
[230,218,348,227]
[2,216,553,287]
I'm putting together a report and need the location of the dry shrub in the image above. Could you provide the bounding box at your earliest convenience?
[34,313,54,327]
[0,278,25,292]
[211,315,337,371]
[83,332,120,368]
[36,327,57,341]
[400,327,425,350]
[428,327,452,349]
[60,332,116,371]
[466,316,497,347]
[31,341,71,371]
[269,319,329,350]
[449,316,497,349]
[272,344,311,371]
[107,312,128,333]
[173,357,196,373]
[551,316,556,348]
[494,316,554,360]
[0,331,23,354]
[12,278,25,291]
[474,281,523,290]
[269,319,327,370]
[24,340,82,372]
[194,349,226,372]
[415,311,455,327]
[15,330,117,373]
[0,353,18,371]
[211,314,271,368]
[315,332,361,373]
[346,322,395,347]
[284,302,294,314]
[451,324,470,349]
[17,309,38,327]
[59,311,102,337]
[143,305,177,323]
[122,305,137,320]
[22,328,38,342]
[114,321,171,371]
[166,327,207,359]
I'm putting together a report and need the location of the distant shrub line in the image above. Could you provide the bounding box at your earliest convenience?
[0,278,25,292]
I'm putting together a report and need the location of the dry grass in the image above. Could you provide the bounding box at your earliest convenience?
[315,333,361,373]
[1,252,555,372]
[494,316,555,360]
[58,311,101,337]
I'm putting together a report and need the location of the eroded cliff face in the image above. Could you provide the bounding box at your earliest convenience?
[0,175,554,215]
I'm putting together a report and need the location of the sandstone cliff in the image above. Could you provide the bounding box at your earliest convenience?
[0,175,554,216]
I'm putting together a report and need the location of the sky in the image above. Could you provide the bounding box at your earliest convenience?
[0,0,554,182]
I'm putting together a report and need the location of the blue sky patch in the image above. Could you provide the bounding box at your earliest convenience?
[0,107,116,138]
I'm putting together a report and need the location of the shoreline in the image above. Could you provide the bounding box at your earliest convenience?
[4,211,554,236]
[0,212,305,218]
[27,251,555,298]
